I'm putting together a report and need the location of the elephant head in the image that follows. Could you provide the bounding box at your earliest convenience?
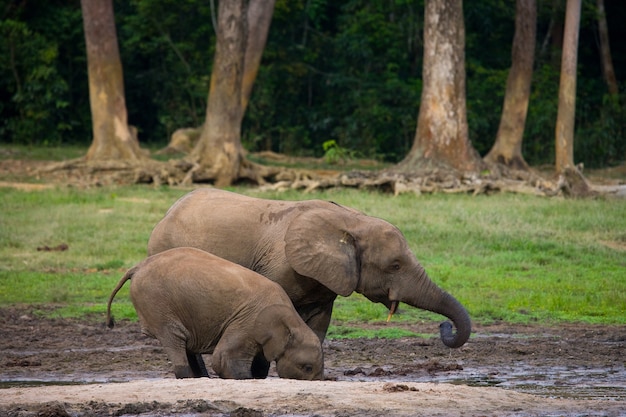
[254,305,324,380]
[284,208,471,348]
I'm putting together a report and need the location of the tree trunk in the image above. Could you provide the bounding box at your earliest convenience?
[80,0,145,161]
[396,0,484,173]
[189,0,274,187]
[484,0,536,170]
[190,0,248,187]
[596,0,618,96]
[555,0,581,173]
[242,0,276,113]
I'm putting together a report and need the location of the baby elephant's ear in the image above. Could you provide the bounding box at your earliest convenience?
[285,210,359,297]
[254,305,293,361]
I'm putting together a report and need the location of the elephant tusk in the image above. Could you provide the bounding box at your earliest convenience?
[386,300,399,322]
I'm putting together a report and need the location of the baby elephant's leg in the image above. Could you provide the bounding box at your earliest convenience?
[212,333,259,379]
[158,336,197,378]
[187,352,210,377]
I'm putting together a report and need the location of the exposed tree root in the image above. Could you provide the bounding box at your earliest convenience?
[39,158,191,187]
[257,162,594,198]
[37,156,279,188]
[258,166,558,197]
[35,156,622,199]
[557,165,595,198]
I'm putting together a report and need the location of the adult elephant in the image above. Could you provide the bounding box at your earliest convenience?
[147,188,471,348]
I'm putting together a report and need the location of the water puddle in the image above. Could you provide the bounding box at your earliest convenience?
[341,363,626,401]
[446,365,626,400]
[2,345,153,357]
[0,374,166,389]
[1,380,92,389]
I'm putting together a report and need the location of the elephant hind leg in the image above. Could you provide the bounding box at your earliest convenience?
[187,352,209,378]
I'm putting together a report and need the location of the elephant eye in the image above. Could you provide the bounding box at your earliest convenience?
[303,364,313,373]
[389,262,401,272]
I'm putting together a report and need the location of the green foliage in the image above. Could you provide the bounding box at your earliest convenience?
[322,139,355,164]
[116,0,215,142]
[522,64,561,165]
[466,64,508,156]
[0,19,70,145]
[0,2,88,145]
[0,1,624,165]
[243,0,423,160]
[465,1,515,69]
[575,89,626,168]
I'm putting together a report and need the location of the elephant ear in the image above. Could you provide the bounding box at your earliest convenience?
[254,305,293,361]
[284,209,359,297]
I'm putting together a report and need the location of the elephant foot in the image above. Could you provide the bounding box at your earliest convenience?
[173,365,196,379]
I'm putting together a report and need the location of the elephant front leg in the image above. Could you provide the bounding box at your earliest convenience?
[212,336,260,379]
[173,364,196,378]
[212,353,256,379]
[160,343,197,379]
[297,299,334,342]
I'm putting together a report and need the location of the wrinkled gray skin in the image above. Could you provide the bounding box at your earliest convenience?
[106,247,324,380]
[147,188,471,348]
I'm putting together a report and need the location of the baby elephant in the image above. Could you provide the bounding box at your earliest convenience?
[106,247,324,380]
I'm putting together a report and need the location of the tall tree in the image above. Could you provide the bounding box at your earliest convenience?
[242,0,276,113]
[554,0,581,173]
[188,0,274,186]
[396,0,483,173]
[484,0,536,170]
[596,0,618,96]
[80,0,145,161]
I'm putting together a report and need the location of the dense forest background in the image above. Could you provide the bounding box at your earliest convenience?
[1,0,624,168]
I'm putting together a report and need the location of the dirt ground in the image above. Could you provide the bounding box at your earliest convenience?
[1,305,625,417]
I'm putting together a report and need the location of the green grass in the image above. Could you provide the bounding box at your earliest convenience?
[0,145,87,161]
[1,174,625,337]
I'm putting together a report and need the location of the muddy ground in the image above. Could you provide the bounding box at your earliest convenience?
[1,305,625,417]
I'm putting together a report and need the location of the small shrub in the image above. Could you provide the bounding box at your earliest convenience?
[322,140,356,164]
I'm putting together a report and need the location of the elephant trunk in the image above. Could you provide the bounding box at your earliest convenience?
[399,269,471,349]
[433,291,472,348]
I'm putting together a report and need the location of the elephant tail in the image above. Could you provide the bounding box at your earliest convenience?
[106,265,138,329]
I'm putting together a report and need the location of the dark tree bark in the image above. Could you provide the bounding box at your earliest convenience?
[555,0,581,173]
[596,0,618,96]
[484,0,536,170]
[396,0,484,174]
[80,0,145,161]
